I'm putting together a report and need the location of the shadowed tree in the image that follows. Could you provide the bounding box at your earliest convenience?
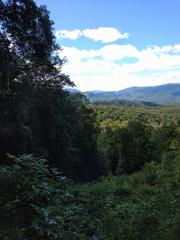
[0,0,73,162]
[0,0,101,181]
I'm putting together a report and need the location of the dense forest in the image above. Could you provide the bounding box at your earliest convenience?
[0,1,179,239]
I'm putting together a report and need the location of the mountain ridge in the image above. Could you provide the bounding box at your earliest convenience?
[68,84,180,105]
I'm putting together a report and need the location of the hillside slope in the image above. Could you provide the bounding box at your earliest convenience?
[83,84,180,104]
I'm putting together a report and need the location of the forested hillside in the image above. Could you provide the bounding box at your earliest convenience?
[95,105,180,174]
[0,1,180,239]
[83,84,180,104]
[92,99,162,108]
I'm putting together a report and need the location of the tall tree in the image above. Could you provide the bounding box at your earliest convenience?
[0,0,101,181]
[0,0,72,162]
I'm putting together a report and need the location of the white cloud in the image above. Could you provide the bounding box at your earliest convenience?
[82,27,129,43]
[129,48,180,73]
[63,59,119,76]
[173,44,180,53]
[59,44,139,62]
[59,46,99,62]
[55,27,129,43]
[55,29,82,40]
[58,43,180,91]
[100,44,139,61]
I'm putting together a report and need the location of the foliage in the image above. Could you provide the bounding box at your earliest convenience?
[93,99,161,108]
[97,105,180,175]
[0,1,180,239]
[0,0,71,161]
[0,0,101,181]
[77,152,180,240]
[0,154,96,240]
[1,152,179,240]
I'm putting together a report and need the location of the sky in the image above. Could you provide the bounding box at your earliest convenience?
[36,0,180,91]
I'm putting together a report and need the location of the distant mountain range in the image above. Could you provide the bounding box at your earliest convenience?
[67,84,180,105]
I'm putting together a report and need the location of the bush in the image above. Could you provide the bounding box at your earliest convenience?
[0,154,92,240]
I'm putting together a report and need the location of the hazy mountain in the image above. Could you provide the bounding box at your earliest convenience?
[83,84,180,105]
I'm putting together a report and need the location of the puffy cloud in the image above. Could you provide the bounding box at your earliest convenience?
[82,27,129,43]
[59,46,99,62]
[63,59,119,76]
[145,45,180,55]
[55,27,129,43]
[59,44,139,62]
[129,47,180,73]
[173,44,180,53]
[99,44,139,61]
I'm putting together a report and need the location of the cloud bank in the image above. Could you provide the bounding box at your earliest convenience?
[55,26,180,91]
[58,43,180,91]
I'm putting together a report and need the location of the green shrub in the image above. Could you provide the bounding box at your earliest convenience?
[0,154,92,240]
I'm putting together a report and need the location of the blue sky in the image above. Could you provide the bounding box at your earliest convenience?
[36,0,180,91]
